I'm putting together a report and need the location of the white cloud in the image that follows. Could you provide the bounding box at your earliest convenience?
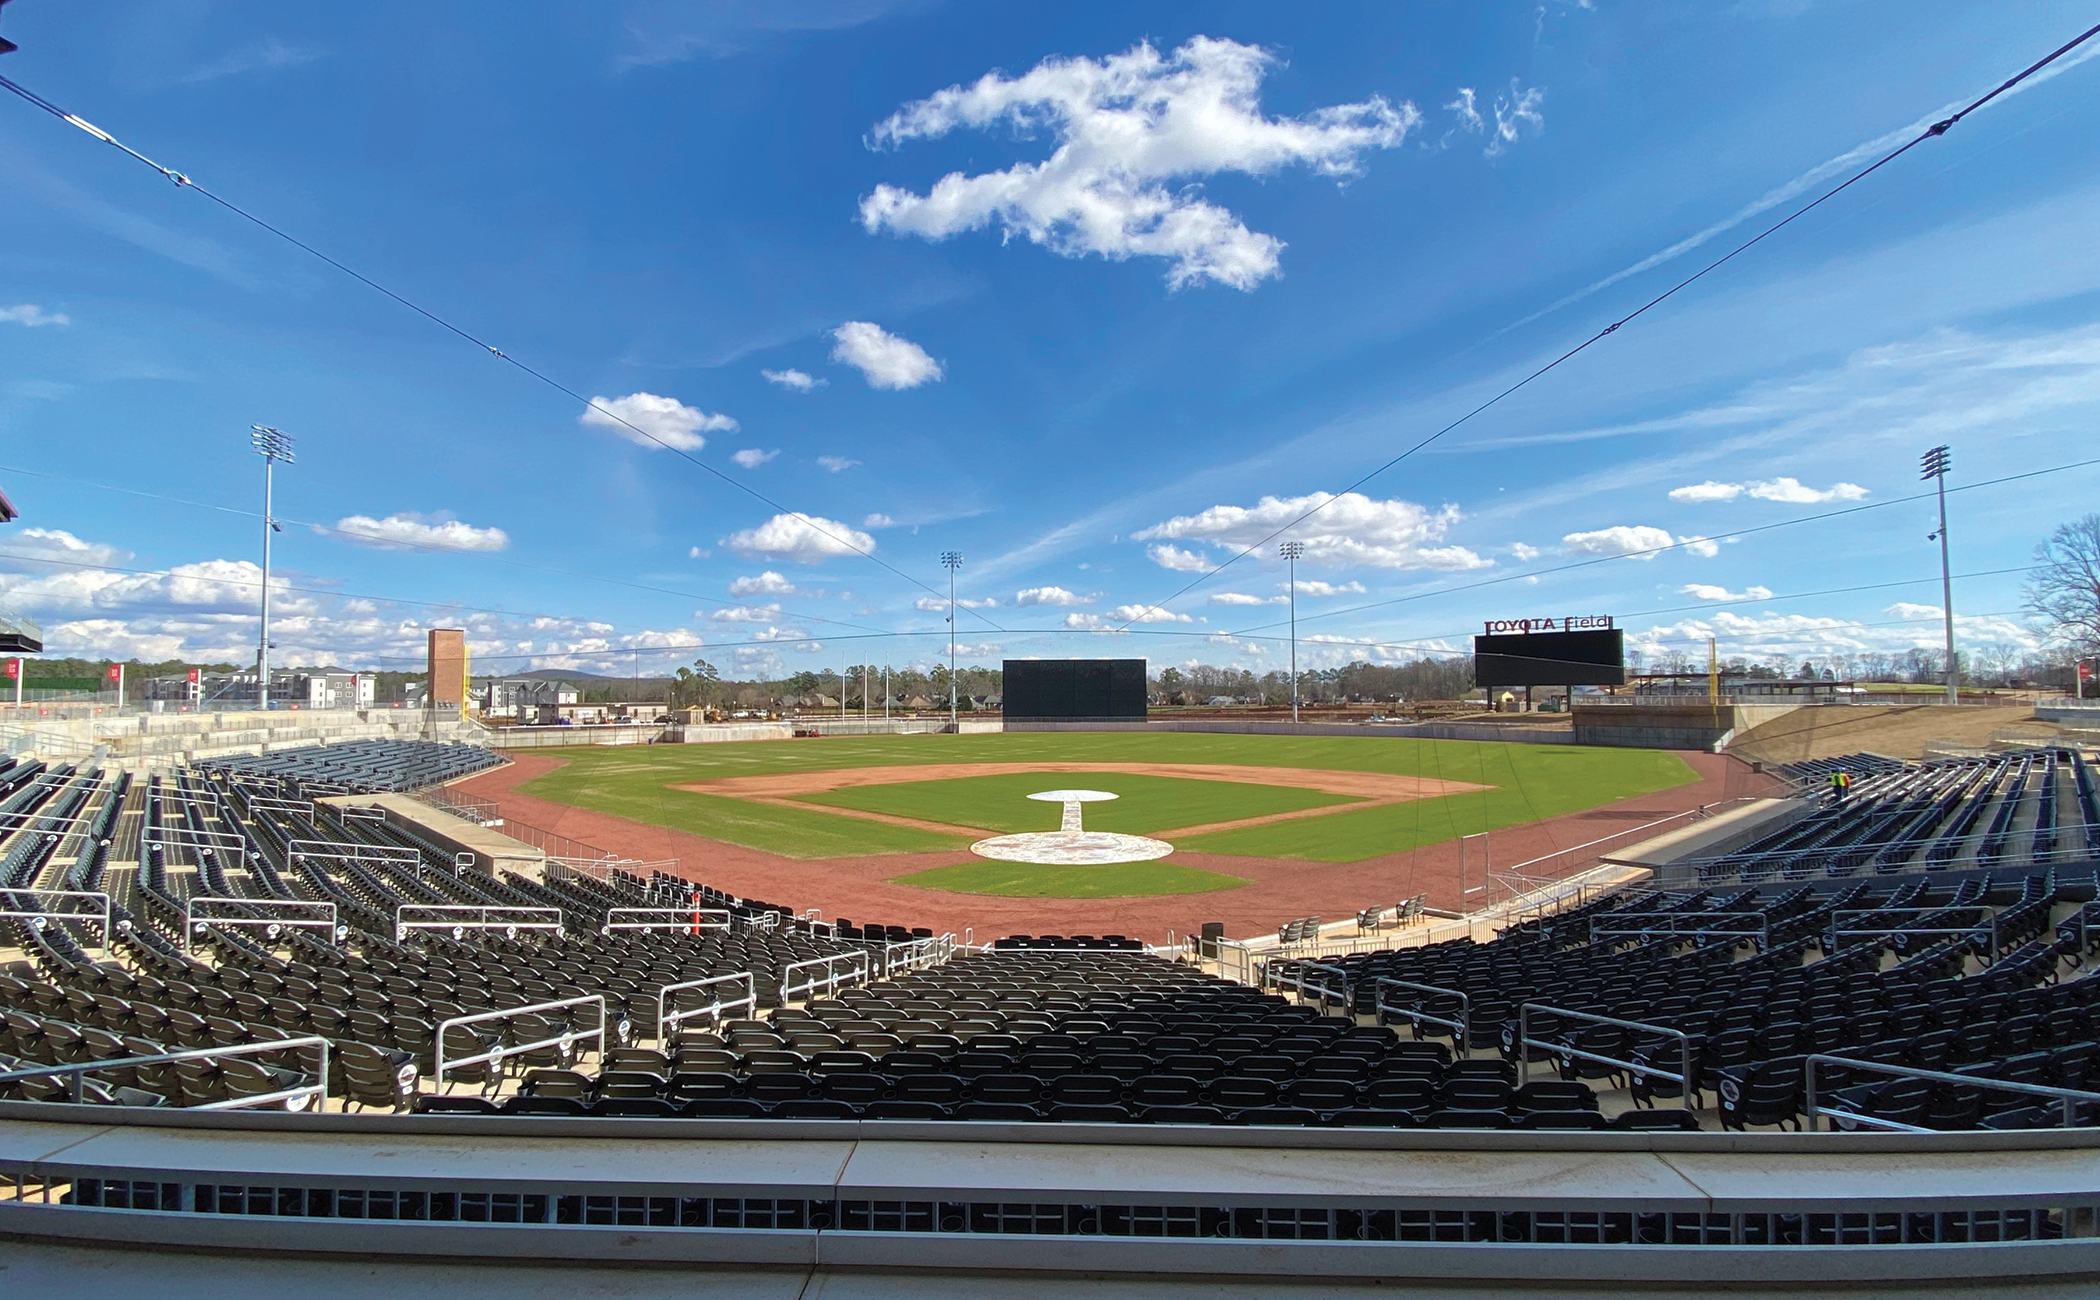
[1510,542,1540,561]
[1486,81,1546,157]
[1137,491,1488,571]
[731,448,779,468]
[1627,604,2040,663]
[761,367,823,392]
[1443,80,1546,157]
[951,641,1003,658]
[1145,542,1212,573]
[860,36,1417,290]
[581,392,736,452]
[1679,583,1774,602]
[1013,585,1091,606]
[1210,592,1286,606]
[688,546,709,559]
[1562,525,1719,561]
[862,513,896,529]
[722,513,876,564]
[1066,604,1195,629]
[176,36,319,85]
[1669,477,1868,504]
[0,527,132,571]
[817,455,862,473]
[1748,477,1870,504]
[332,513,509,553]
[710,604,783,623]
[729,571,798,596]
[0,304,70,328]
[914,595,998,611]
[1290,579,1365,597]
[829,322,942,389]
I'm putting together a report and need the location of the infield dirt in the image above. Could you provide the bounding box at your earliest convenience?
[673,762,1488,838]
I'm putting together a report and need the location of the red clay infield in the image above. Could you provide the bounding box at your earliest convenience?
[453,751,1785,946]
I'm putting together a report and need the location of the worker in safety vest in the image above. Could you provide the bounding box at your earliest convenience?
[1829,769,1851,802]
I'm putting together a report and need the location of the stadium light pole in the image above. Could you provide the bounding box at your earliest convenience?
[249,426,294,711]
[1922,445,1958,705]
[941,552,962,731]
[1280,541,1304,723]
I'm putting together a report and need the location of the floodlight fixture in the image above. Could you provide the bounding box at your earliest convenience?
[1921,445,1957,705]
[249,426,295,711]
[1280,541,1305,723]
[940,552,962,729]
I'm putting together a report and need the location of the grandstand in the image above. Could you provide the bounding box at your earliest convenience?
[1684,747,2099,884]
[4,738,2100,1284]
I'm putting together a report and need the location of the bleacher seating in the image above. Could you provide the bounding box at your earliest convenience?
[7,743,2100,1137]
[193,739,503,794]
[1701,748,2098,883]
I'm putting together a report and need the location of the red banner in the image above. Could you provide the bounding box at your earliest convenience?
[106,663,122,683]
[186,667,201,684]
[3,659,16,681]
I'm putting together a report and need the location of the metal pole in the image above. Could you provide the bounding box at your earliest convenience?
[1923,445,1957,705]
[941,552,962,731]
[259,453,273,712]
[1281,541,1303,723]
[1937,471,1956,705]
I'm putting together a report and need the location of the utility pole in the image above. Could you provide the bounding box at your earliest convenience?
[1922,445,1958,705]
[1280,541,1304,723]
[249,426,294,712]
[884,662,890,720]
[941,552,962,732]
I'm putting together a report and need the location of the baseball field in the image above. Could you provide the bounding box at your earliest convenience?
[505,731,1701,900]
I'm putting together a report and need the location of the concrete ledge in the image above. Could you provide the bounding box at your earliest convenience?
[323,792,544,880]
[1005,719,1572,744]
[1603,797,1815,879]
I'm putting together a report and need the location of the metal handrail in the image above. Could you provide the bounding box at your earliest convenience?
[0,1035,331,1112]
[602,906,729,937]
[289,838,420,866]
[0,888,113,952]
[1270,959,1352,1011]
[183,896,341,953]
[1590,911,1770,948]
[1374,976,1471,1052]
[1517,1002,1694,1097]
[1827,906,1997,956]
[436,994,605,1083]
[654,972,755,1040]
[395,903,563,942]
[780,950,871,1007]
[881,934,956,977]
[1804,1054,2100,1132]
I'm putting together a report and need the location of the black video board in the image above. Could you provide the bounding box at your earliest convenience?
[1473,629,1626,687]
[1003,658,1148,720]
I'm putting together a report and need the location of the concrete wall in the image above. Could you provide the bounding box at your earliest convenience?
[1005,719,1573,744]
[1573,701,1802,751]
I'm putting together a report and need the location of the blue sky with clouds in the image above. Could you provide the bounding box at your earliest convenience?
[2,1,2097,681]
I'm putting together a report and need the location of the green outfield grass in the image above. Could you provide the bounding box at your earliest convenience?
[890,859,1248,898]
[516,732,1699,862]
[797,770,1358,835]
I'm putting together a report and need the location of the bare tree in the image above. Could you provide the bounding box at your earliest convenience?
[2026,515,2100,655]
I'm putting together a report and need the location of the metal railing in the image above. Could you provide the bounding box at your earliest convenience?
[1688,825,2100,884]
[1589,910,1770,948]
[0,888,113,951]
[601,906,730,937]
[1826,906,1996,956]
[1374,976,1471,1052]
[1516,1003,1694,1099]
[289,838,422,872]
[435,995,605,1086]
[882,933,956,977]
[1270,959,1352,1012]
[653,972,756,1040]
[0,1036,330,1112]
[183,897,341,953]
[1804,1055,2100,1133]
[395,904,563,943]
[780,950,872,1007]
[1487,801,1752,906]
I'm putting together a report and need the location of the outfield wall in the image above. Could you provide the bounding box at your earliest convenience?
[1002,719,1572,744]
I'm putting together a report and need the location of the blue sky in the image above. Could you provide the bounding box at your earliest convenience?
[3,1,2098,682]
